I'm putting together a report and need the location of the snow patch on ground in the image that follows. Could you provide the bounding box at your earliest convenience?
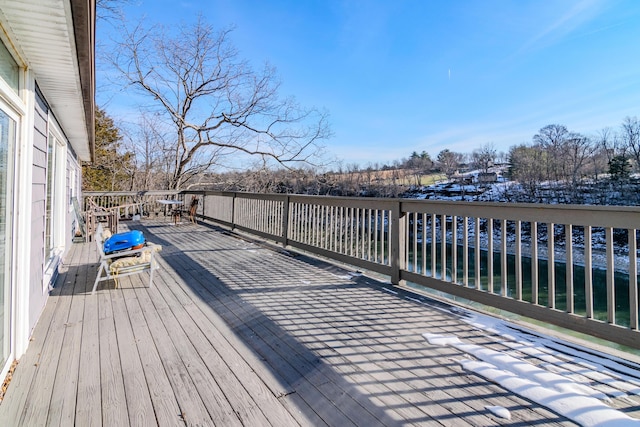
[424,330,640,426]
[425,332,609,400]
[484,405,511,420]
[460,359,640,427]
[463,310,640,388]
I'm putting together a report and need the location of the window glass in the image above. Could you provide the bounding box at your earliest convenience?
[0,40,18,93]
[45,134,55,261]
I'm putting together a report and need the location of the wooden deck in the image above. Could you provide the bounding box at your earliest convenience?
[1,219,639,426]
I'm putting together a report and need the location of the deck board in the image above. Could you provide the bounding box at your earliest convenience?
[120,276,185,426]
[75,252,102,427]
[47,248,90,427]
[110,281,157,426]
[2,219,640,426]
[153,273,297,426]
[132,278,215,426]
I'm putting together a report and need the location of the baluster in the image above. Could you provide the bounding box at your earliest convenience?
[488,219,494,293]
[440,214,447,280]
[330,205,334,253]
[515,220,522,300]
[422,213,428,277]
[532,221,539,305]
[411,212,424,273]
[501,219,507,296]
[381,210,387,265]
[475,217,480,290]
[606,227,615,324]
[548,223,555,309]
[366,209,372,262]
[325,204,331,250]
[431,213,436,278]
[463,216,469,287]
[451,216,457,283]
[566,224,574,314]
[374,209,379,263]
[360,207,365,259]
[350,207,355,257]
[630,228,638,330]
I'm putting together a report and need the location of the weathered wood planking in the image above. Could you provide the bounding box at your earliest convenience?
[75,248,102,426]
[150,225,557,426]
[129,278,215,426]
[109,280,157,426]
[47,245,92,427]
[11,218,640,426]
[160,228,369,426]
[151,270,300,426]
[98,284,130,426]
[119,275,185,426]
[136,276,245,426]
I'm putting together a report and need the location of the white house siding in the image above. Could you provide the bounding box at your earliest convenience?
[28,90,49,332]
[0,0,95,382]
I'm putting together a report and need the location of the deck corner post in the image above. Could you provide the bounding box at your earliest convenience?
[390,200,406,286]
[231,192,237,231]
[282,195,290,247]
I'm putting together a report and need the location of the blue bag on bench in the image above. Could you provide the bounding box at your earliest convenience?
[103,230,145,255]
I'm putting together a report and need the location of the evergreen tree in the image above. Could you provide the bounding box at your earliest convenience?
[82,107,134,190]
[608,155,631,181]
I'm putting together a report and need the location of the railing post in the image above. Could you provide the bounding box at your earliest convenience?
[231,192,237,231]
[281,195,290,247]
[201,192,205,222]
[390,200,406,285]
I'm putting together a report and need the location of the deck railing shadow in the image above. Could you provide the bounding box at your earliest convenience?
[132,222,407,425]
[123,220,571,425]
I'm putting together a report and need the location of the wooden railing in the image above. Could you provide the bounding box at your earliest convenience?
[82,190,183,215]
[83,190,640,349]
[82,191,184,240]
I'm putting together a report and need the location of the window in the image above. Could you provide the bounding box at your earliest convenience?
[45,133,55,261]
[45,132,66,264]
[0,39,18,94]
[0,107,15,369]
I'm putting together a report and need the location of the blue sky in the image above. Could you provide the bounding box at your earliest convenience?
[98,0,640,166]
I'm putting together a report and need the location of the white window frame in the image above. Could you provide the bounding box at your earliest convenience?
[0,97,19,382]
[43,122,67,292]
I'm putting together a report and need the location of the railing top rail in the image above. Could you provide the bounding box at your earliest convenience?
[85,190,640,228]
[399,198,640,229]
[398,197,640,213]
[83,190,181,197]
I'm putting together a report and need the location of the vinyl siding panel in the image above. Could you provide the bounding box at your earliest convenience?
[29,90,48,332]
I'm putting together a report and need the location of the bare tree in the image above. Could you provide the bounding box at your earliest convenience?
[97,0,132,21]
[436,149,463,178]
[508,144,545,201]
[597,127,617,164]
[620,116,640,171]
[586,132,609,182]
[533,124,569,183]
[564,133,594,186]
[471,143,496,173]
[122,112,172,190]
[111,16,331,189]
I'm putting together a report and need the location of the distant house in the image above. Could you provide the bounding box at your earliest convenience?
[476,172,498,184]
[0,1,95,382]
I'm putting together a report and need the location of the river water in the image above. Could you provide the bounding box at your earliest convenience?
[407,243,639,327]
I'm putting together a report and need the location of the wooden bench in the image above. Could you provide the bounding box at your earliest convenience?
[92,225,162,294]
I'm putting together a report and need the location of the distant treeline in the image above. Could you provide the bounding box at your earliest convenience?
[85,112,640,205]
[180,119,640,205]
